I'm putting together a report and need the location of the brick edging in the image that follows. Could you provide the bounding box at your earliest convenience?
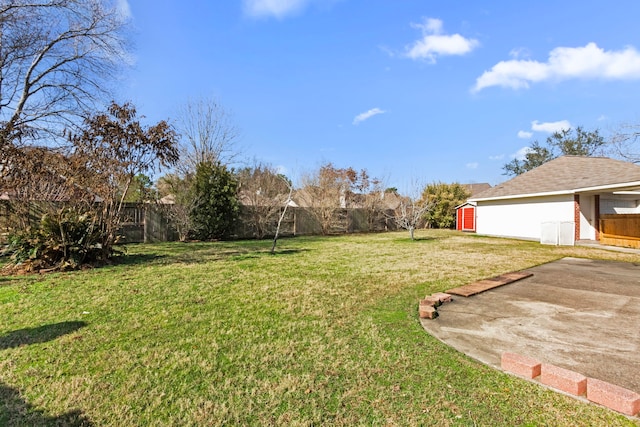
[501,352,640,417]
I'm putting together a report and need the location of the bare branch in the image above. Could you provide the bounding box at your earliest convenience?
[0,0,131,147]
[610,122,640,163]
[176,96,242,174]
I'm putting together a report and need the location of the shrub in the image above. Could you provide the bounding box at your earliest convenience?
[189,161,240,240]
[3,207,111,272]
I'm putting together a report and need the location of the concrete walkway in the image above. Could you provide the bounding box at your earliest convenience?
[421,257,640,394]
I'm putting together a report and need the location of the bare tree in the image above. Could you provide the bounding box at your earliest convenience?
[175,97,241,174]
[156,173,196,242]
[610,122,640,163]
[297,164,360,235]
[388,182,433,240]
[236,161,292,239]
[297,163,386,235]
[354,174,387,232]
[0,0,130,149]
[270,184,293,253]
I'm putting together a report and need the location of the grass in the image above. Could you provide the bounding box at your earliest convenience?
[1,230,639,426]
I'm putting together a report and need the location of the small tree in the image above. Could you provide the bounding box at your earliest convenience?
[236,162,292,239]
[422,182,471,229]
[503,127,605,176]
[298,164,345,235]
[298,163,376,235]
[271,179,293,254]
[156,173,196,242]
[386,182,433,240]
[392,197,432,240]
[70,102,179,256]
[189,161,240,240]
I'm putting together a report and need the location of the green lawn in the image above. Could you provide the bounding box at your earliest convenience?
[1,231,639,426]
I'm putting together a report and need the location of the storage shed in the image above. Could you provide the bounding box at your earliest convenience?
[455,202,476,232]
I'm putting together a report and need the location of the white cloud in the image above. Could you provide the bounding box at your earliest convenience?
[489,154,505,161]
[517,130,533,139]
[405,18,479,62]
[353,108,385,125]
[473,43,640,92]
[466,162,479,169]
[531,119,571,133]
[243,0,308,19]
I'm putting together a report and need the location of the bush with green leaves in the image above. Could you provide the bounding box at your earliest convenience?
[3,207,110,272]
[189,161,240,240]
[422,182,471,229]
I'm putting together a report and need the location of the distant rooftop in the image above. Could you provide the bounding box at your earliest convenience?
[462,183,491,197]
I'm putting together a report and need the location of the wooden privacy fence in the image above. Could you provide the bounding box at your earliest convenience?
[599,214,640,249]
[0,201,179,244]
[120,204,179,243]
[0,201,397,244]
[118,205,397,242]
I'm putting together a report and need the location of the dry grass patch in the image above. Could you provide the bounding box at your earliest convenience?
[1,231,639,426]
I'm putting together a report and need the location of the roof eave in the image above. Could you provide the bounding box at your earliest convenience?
[469,180,640,202]
[469,189,574,202]
[573,181,640,193]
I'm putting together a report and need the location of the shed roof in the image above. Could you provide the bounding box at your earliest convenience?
[470,156,640,201]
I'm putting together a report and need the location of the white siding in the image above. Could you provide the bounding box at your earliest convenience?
[475,195,575,240]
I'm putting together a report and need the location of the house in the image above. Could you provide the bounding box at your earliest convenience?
[466,156,640,246]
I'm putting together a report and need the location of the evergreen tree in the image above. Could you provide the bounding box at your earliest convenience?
[189,161,240,240]
[421,182,471,229]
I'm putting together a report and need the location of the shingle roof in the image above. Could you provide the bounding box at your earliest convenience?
[471,156,640,200]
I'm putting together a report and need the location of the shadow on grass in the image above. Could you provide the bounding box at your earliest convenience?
[186,247,310,262]
[112,253,166,267]
[271,248,308,255]
[121,245,311,265]
[0,275,16,285]
[0,382,93,426]
[0,321,87,350]
[392,236,442,243]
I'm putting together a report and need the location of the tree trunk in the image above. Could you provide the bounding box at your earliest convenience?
[271,185,293,254]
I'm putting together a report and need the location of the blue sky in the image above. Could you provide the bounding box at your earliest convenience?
[123,1,640,190]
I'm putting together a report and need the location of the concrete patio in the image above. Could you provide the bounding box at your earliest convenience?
[421,257,640,396]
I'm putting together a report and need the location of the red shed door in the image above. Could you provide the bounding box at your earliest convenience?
[461,207,475,231]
